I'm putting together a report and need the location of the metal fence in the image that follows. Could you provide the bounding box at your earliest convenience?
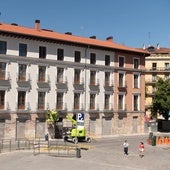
[0,138,35,153]
[0,138,81,158]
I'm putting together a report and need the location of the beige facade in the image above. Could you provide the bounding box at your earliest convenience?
[0,20,149,140]
[145,45,170,119]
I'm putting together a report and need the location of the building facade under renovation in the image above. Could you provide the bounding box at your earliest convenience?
[0,20,149,140]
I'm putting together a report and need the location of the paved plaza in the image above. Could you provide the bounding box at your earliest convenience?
[0,134,170,170]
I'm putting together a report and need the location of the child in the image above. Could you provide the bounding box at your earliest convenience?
[139,142,144,158]
[123,140,129,155]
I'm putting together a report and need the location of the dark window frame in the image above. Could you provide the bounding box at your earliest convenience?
[57,48,64,60]
[39,46,46,59]
[19,43,27,57]
[0,41,7,54]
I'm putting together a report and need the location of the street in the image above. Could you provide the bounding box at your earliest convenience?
[0,134,170,170]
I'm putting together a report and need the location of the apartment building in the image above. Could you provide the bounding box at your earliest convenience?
[145,44,170,119]
[0,20,149,139]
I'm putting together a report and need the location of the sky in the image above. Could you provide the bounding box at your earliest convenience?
[0,0,170,48]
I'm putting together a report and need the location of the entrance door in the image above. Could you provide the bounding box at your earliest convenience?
[132,116,138,133]
[16,118,26,139]
[102,117,112,136]
[35,118,46,138]
[0,119,5,139]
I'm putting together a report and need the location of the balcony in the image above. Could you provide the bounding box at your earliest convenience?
[117,85,127,92]
[37,75,50,92]
[56,77,68,92]
[104,83,114,93]
[145,78,157,85]
[89,80,99,93]
[145,67,170,73]
[0,72,11,91]
[73,79,84,93]
[146,92,155,97]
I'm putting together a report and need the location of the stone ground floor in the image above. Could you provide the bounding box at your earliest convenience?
[0,111,145,140]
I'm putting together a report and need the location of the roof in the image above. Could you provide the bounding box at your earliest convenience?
[143,45,170,54]
[0,21,149,55]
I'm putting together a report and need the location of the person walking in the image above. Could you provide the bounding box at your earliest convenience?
[139,142,144,158]
[123,140,129,155]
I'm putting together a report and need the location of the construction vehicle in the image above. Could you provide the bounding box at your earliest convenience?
[63,113,91,144]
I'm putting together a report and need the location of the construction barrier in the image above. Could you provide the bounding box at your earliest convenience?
[149,136,170,145]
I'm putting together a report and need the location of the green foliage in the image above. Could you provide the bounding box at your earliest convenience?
[46,109,59,123]
[151,77,170,120]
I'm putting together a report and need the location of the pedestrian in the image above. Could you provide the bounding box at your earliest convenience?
[123,140,129,155]
[138,142,144,158]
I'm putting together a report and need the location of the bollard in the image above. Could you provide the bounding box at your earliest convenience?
[152,136,156,146]
[76,148,81,158]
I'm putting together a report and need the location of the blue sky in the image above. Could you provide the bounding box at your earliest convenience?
[0,0,170,48]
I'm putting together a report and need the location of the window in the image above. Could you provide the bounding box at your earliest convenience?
[18,64,26,81]
[90,53,96,64]
[39,46,46,59]
[134,74,139,88]
[134,58,139,69]
[0,91,5,109]
[165,74,169,80]
[119,56,124,67]
[0,41,7,54]
[38,66,46,82]
[19,43,27,56]
[0,62,6,80]
[152,63,157,70]
[104,94,110,110]
[57,48,64,60]
[90,94,95,109]
[105,72,110,86]
[165,63,169,70]
[18,91,26,109]
[152,86,156,93]
[105,55,110,66]
[118,73,124,87]
[57,93,63,109]
[118,94,124,110]
[38,92,45,110]
[74,93,80,109]
[133,95,139,111]
[75,51,81,62]
[57,68,64,83]
[152,74,157,82]
[90,71,96,85]
[74,69,80,84]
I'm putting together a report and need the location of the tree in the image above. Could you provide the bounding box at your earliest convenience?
[151,77,170,120]
[46,109,59,139]
[46,109,59,123]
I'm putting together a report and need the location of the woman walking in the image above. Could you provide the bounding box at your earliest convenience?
[139,142,144,158]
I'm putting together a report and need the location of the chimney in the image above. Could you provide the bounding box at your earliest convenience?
[65,32,72,35]
[106,36,113,42]
[157,43,160,49]
[35,19,40,31]
[90,36,96,39]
